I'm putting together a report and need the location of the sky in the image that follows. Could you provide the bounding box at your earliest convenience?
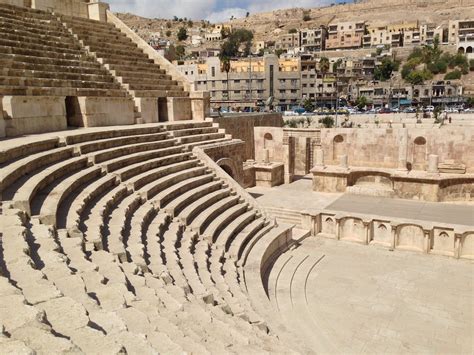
[107,0,349,23]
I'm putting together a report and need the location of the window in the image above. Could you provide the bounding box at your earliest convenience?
[211,67,216,77]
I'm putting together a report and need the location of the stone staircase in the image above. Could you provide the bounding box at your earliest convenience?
[0,121,308,353]
[0,3,127,98]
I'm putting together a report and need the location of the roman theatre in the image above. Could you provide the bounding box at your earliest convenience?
[0,1,473,354]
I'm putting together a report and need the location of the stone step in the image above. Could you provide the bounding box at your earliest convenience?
[1,58,114,76]
[0,43,87,61]
[2,52,102,69]
[0,85,127,97]
[164,180,225,217]
[2,67,116,83]
[38,166,104,227]
[88,138,177,164]
[203,203,250,243]
[0,14,64,32]
[215,210,258,248]
[0,137,59,165]
[0,30,79,50]
[227,218,267,258]
[0,75,121,90]
[0,36,82,55]
[131,89,188,98]
[11,156,89,216]
[191,195,241,234]
[153,173,216,209]
[0,147,74,193]
[178,188,232,225]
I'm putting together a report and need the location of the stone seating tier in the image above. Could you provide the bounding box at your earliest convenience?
[0,121,300,353]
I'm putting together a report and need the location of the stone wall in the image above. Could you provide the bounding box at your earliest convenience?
[213,113,283,161]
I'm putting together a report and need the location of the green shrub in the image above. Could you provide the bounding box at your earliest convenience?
[319,116,335,128]
[444,70,462,80]
[470,59,474,71]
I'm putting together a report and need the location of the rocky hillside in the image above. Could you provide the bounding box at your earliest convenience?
[116,0,474,44]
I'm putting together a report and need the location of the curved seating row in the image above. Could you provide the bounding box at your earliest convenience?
[0,121,303,353]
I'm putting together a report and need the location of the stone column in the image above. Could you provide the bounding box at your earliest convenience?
[423,229,432,254]
[363,221,372,245]
[390,224,398,250]
[397,128,408,171]
[427,154,439,174]
[190,91,211,121]
[454,233,462,259]
[88,1,109,22]
[314,148,325,167]
[263,149,270,164]
[283,136,295,184]
[340,155,348,169]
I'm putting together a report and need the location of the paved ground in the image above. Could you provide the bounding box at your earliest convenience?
[271,237,474,354]
[248,176,474,227]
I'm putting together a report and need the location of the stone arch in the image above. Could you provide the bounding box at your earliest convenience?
[340,217,365,242]
[412,136,427,171]
[396,224,425,252]
[460,233,474,259]
[430,230,455,256]
[332,134,345,161]
[373,222,391,246]
[467,46,473,54]
[321,216,336,236]
[458,47,465,54]
[216,158,240,181]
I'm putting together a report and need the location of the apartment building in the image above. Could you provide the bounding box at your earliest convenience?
[300,27,327,52]
[176,55,301,111]
[275,33,300,51]
[326,21,365,50]
[449,20,474,58]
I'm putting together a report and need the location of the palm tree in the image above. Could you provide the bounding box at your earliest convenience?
[221,57,231,100]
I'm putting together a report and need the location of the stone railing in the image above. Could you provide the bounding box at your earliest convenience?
[300,209,474,260]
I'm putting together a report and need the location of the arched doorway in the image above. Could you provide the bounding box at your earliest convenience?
[458,47,465,54]
[220,164,234,178]
[263,133,274,161]
[467,46,473,54]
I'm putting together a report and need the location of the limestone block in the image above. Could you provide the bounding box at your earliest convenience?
[88,1,109,22]
[427,155,439,174]
[190,91,210,121]
[32,0,89,18]
[71,97,134,127]
[134,97,158,123]
[167,97,192,121]
[2,96,67,136]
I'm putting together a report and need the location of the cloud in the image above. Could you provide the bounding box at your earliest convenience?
[206,8,248,23]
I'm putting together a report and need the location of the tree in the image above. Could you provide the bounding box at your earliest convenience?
[221,27,231,40]
[288,28,298,34]
[303,12,311,21]
[187,20,193,27]
[221,57,231,100]
[405,69,432,85]
[246,12,250,18]
[166,22,172,29]
[166,30,172,37]
[173,16,178,21]
[466,97,474,107]
[319,116,335,128]
[177,27,188,41]
[302,98,314,113]
[175,45,186,59]
[374,57,399,81]
[319,57,330,77]
[355,96,369,110]
[219,29,254,58]
[275,49,286,57]
[333,59,343,73]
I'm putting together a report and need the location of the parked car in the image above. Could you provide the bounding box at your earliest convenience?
[379,107,392,114]
[403,107,416,113]
[424,105,435,112]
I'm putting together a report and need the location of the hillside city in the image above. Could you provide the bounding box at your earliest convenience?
[119,0,474,117]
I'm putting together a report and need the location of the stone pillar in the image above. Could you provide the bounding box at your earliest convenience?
[427,154,439,174]
[301,211,315,236]
[335,218,342,240]
[390,224,398,250]
[454,233,462,259]
[397,128,408,171]
[190,91,210,121]
[340,155,348,169]
[423,229,432,254]
[314,148,325,167]
[283,136,295,184]
[364,221,372,245]
[88,1,109,22]
[263,149,270,164]
[167,97,192,121]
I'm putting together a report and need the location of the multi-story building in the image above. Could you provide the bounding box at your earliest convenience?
[420,24,444,45]
[449,20,474,58]
[326,21,365,50]
[300,27,327,52]
[365,22,419,48]
[176,55,301,111]
[275,33,300,51]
